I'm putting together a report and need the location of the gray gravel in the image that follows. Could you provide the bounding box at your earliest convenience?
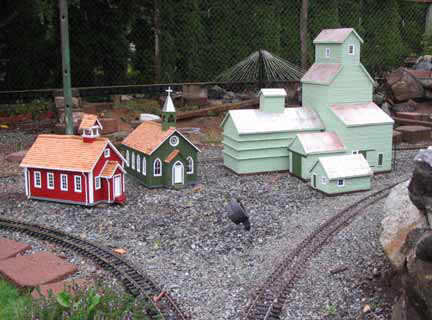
[0,131,419,319]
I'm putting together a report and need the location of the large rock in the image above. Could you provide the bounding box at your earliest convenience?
[392,230,432,320]
[387,68,424,102]
[391,99,417,113]
[408,148,432,224]
[380,181,428,269]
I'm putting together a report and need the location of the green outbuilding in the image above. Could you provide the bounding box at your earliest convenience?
[309,154,373,195]
[288,131,345,180]
[121,88,200,188]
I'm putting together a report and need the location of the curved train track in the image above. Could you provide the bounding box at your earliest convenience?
[0,216,188,320]
[243,179,409,320]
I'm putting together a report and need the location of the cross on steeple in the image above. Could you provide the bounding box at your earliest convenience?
[166,87,173,96]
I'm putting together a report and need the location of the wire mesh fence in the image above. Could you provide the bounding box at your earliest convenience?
[0,0,429,93]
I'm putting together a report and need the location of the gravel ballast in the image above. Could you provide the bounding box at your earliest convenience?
[0,131,419,319]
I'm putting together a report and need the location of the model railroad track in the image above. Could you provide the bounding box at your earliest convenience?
[243,179,409,320]
[0,216,187,320]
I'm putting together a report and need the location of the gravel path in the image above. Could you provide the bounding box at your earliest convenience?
[0,131,419,319]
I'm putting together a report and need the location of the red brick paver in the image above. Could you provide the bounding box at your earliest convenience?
[0,251,78,287]
[31,278,89,299]
[0,238,31,261]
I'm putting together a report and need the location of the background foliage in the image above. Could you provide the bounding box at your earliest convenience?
[0,0,428,91]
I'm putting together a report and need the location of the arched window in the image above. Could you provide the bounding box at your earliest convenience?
[142,158,146,176]
[136,155,141,173]
[126,150,130,167]
[187,157,194,174]
[131,152,135,170]
[154,159,162,176]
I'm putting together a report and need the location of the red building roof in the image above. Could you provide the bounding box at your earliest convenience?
[20,134,117,172]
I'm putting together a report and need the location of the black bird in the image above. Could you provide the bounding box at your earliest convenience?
[227,198,251,231]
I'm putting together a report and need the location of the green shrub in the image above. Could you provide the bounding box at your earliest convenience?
[0,279,160,320]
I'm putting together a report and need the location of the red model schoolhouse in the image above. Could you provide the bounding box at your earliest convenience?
[20,114,127,206]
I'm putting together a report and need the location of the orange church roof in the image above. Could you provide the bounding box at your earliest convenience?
[122,121,176,155]
[20,134,109,172]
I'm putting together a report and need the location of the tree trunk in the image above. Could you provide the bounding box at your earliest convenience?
[153,0,161,82]
[300,0,309,69]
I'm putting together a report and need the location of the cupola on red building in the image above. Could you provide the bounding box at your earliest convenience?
[20,114,127,206]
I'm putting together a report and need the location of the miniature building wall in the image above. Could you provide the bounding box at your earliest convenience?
[123,134,198,188]
[311,163,372,195]
[222,117,295,174]
[259,94,285,113]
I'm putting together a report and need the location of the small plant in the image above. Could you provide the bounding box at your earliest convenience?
[0,279,159,320]
[323,303,338,316]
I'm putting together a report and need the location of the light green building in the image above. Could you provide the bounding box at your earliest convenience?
[221,28,394,193]
[300,28,394,174]
[221,89,324,174]
[309,154,373,195]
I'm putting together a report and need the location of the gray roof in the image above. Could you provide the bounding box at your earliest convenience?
[294,132,345,155]
[223,107,324,135]
[313,28,364,44]
[317,154,373,180]
[301,63,343,85]
[330,102,394,127]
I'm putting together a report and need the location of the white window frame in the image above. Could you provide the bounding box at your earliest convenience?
[142,158,146,176]
[325,47,331,58]
[74,175,82,193]
[126,150,130,167]
[337,179,345,187]
[348,44,355,55]
[169,135,179,147]
[131,152,135,170]
[378,153,384,166]
[95,176,101,190]
[154,158,162,177]
[137,155,141,173]
[187,157,194,174]
[34,171,41,188]
[60,174,68,191]
[47,172,54,190]
[321,176,327,185]
[104,148,110,158]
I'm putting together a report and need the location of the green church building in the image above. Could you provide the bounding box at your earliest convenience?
[122,88,200,188]
[221,28,394,194]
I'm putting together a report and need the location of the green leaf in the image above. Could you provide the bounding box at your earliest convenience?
[56,291,71,308]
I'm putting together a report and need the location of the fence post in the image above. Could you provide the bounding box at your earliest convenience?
[59,0,73,135]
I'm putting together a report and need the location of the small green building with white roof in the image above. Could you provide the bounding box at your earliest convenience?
[309,154,373,195]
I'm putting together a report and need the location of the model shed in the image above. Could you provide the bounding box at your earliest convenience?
[310,154,373,194]
[288,131,345,180]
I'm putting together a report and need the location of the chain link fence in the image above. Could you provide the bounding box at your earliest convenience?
[0,0,429,94]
